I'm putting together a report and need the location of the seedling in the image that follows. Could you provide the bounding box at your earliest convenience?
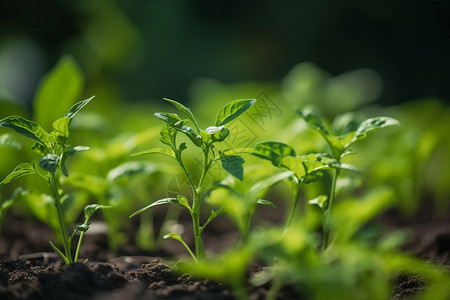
[0,97,109,264]
[130,98,255,262]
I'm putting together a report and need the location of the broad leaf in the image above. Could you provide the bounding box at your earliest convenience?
[215,99,256,126]
[38,154,60,173]
[34,56,84,130]
[131,148,176,159]
[129,198,178,218]
[154,112,182,126]
[176,123,202,146]
[164,98,200,131]
[0,116,50,148]
[256,199,277,208]
[1,163,38,184]
[64,96,95,119]
[353,116,399,143]
[51,117,71,145]
[253,141,296,167]
[221,155,245,181]
[0,134,21,150]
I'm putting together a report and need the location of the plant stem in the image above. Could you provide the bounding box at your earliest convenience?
[322,168,338,251]
[74,231,85,262]
[49,172,73,264]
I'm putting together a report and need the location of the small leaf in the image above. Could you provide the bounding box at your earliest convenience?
[131,148,176,159]
[308,195,328,209]
[221,155,245,181]
[200,126,230,144]
[163,232,184,242]
[0,134,21,150]
[0,116,51,148]
[159,123,177,146]
[61,146,90,176]
[31,142,49,156]
[215,99,256,126]
[154,112,182,126]
[177,195,190,209]
[164,98,200,132]
[353,116,399,142]
[129,198,179,218]
[76,224,89,232]
[256,199,277,208]
[297,107,329,136]
[201,207,225,231]
[52,117,71,139]
[64,96,95,119]
[253,141,296,167]
[84,204,110,221]
[221,148,254,156]
[1,163,38,184]
[38,154,60,173]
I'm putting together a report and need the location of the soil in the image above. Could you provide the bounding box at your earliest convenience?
[0,201,449,300]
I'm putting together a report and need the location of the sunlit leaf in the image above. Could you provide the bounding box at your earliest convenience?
[0,116,50,148]
[131,148,176,159]
[253,141,296,167]
[215,99,256,126]
[308,195,328,209]
[129,198,178,218]
[353,116,399,142]
[256,199,277,208]
[1,163,38,184]
[64,96,95,119]
[164,98,200,131]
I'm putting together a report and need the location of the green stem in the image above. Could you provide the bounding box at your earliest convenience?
[74,231,85,262]
[49,172,73,264]
[322,168,338,251]
[284,180,302,233]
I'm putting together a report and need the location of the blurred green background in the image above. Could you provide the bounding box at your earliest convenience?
[1,0,449,109]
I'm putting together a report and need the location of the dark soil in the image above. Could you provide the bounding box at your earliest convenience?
[0,201,449,300]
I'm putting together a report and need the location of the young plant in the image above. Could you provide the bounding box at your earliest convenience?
[130,98,256,262]
[297,107,399,250]
[0,97,109,264]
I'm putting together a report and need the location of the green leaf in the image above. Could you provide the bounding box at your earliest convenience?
[0,134,21,150]
[64,96,95,119]
[256,199,277,208]
[308,195,328,209]
[221,148,254,156]
[154,112,182,126]
[34,56,84,130]
[84,204,110,221]
[176,195,190,210]
[249,171,294,197]
[353,116,399,142]
[129,198,178,218]
[52,117,71,139]
[200,126,230,144]
[297,107,329,136]
[221,155,245,181]
[0,116,51,148]
[38,154,60,173]
[1,163,38,184]
[131,148,176,159]
[164,98,200,132]
[215,99,256,126]
[201,207,225,231]
[253,141,296,167]
[106,161,158,183]
[159,124,177,146]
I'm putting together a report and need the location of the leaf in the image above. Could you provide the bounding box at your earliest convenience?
[38,154,60,173]
[221,148,254,156]
[0,134,21,150]
[256,199,277,208]
[52,117,71,139]
[221,155,245,181]
[0,116,51,148]
[84,204,110,221]
[353,116,399,142]
[131,148,176,159]
[201,207,225,231]
[34,56,84,130]
[129,198,178,218]
[176,195,190,210]
[200,126,230,144]
[106,161,158,183]
[297,107,329,136]
[64,96,95,119]
[280,156,307,179]
[249,171,294,197]
[252,141,296,167]
[164,98,200,132]
[308,195,328,209]
[215,99,256,126]
[1,163,38,184]
[154,112,182,126]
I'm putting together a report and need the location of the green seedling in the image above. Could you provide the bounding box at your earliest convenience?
[0,97,109,264]
[297,107,399,250]
[130,98,256,262]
